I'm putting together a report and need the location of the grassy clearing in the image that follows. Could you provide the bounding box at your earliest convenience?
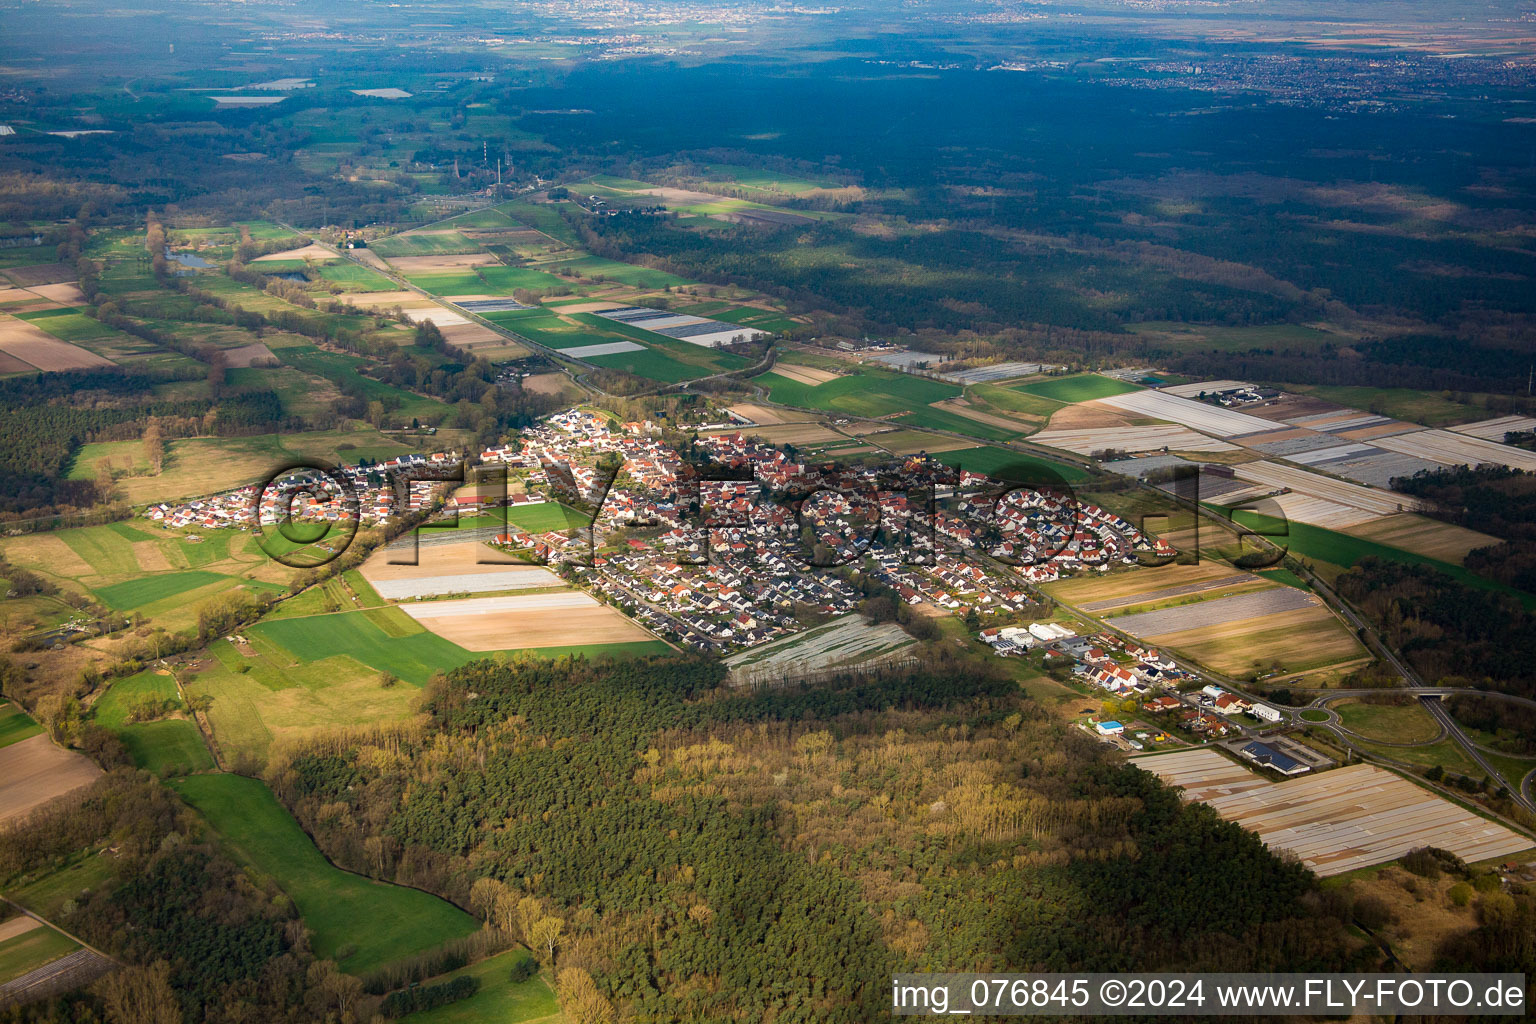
[0,702,42,749]
[1011,374,1143,404]
[1334,700,1444,745]
[4,854,115,919]
[120,720,215,775]
[1355,738,1482,777]
[171,774,478,974]
[91,670,180,729]
[396,948,559,1024]
[271,341,447,423]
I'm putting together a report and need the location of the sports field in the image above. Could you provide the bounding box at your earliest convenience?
[171,774,479,974]
[1011,374,1141,404]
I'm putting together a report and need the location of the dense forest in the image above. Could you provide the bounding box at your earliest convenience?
[264,652,1368,1022]
[1336,557,1536,701]
[1394,466,1536,592]
[0,771,326,1024]
[0,370,211,518]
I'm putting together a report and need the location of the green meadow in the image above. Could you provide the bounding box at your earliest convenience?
[505,501,591,533]
[0,702,43,749]
[932,445,1092,484]
[171,774,479,974]
[250,607,473,685]
[397,949,559,1024]
[755,366,958,418]
[1010,374,1142,404]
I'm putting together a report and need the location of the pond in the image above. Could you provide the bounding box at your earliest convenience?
[164,247,214,269]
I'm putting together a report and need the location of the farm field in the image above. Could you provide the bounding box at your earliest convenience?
[1045,563,1248,609]
[869,430,977,455]
[1372,428,1536,473]
[754,366,959,419]
[1341,515,1498,565]
[0,703,43,750]
[0,922,80,985]
[924,398,1040,435]
[1103,585,1321,635]
[170,774,479,974]
[1050,564,1366,679]
[316,262,398,290]
[541,254,693,289]
[930,445,1091,483]
[1127,321,1337,354]
[1227,460,1419,523]
[400,591,660,651]
[0,735,103,826]
[250,607,477,685]
[1227,510,1535,607]
[1131,604,1365,679]
[1298,386,1484,428]
[1011,374,1141,404]
[395,948,559,1024]
[725,613,915,685]
[710,421,849,446]
[892,404,1023,442]
[370,231,482,258]
[1029,423,1241,456]
[0,314,115,372]
[1093,389,1280,438]
[1143,758,1532,876]
[359,541,561,600]
[1,522,294,631]
[967,383,1065,421]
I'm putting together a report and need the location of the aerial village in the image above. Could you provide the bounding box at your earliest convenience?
[141,406,1279,754]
